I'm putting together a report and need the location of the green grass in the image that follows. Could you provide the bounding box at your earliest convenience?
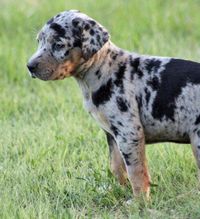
[1,0,200,218]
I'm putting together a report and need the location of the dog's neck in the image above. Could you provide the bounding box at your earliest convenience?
[74,41,126,100]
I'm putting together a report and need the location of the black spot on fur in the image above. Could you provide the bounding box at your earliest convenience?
[114,63,126,93]
[96,34,100,41]
[130,57,140,71]
[73,39,82,48]
[47,17,54,25]
[88,20,96,26]
[132,139,139,144]
[137,69,143,78]
[116,97,129,112]
[117,121,124,126]
[84,23,90,30]
[92,79,113,107]
[111,53,118,60]
[195,115,200,125]
[136,95,143,111]
[194,128,198,133]
[90,39,95,45]
[90,29,95,36]
[72,19,79,27]
[110,124,119,136]
[95,70,101,79]
[122,152,132,165]
[197,145,200,149]
[144,88,151,105]
[152,59,200,121]
[197,130,200,137]
[95,70,100,76]
[103,34,108,42]
[64,50,69,56]
[147,76,160,90]
[130,57,143,78]
[145,59,161,73]
[50,23,66,38]
[105,132,115,157]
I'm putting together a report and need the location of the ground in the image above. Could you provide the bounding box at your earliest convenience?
[0,0,200,218]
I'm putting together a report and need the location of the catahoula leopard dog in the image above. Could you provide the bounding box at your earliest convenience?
[27,10,200,199]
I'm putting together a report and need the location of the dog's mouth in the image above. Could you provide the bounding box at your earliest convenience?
[29,69,54,81]
[29,68,72,81]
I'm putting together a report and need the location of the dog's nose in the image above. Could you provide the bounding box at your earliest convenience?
[27,62,38,73]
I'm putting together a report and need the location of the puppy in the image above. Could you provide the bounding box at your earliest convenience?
[27,10,200,199]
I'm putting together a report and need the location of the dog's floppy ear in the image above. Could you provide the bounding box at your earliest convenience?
[71,17,109,60]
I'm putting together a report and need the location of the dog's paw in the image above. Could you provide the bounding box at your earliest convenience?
[126,199,133,205]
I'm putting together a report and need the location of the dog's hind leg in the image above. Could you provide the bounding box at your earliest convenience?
[190,129,200,182]
[106,132,128,185]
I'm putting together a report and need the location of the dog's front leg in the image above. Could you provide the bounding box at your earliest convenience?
[105,131,127,185]
[115,124,150,199]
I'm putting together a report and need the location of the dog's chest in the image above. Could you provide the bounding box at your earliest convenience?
[84,97,111,132]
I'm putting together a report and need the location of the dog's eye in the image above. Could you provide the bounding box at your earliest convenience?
[54,43,65,50]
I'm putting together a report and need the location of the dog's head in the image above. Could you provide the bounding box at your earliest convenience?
[27,10,109,80]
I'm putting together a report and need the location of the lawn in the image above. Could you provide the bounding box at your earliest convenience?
[1,0,200,218]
